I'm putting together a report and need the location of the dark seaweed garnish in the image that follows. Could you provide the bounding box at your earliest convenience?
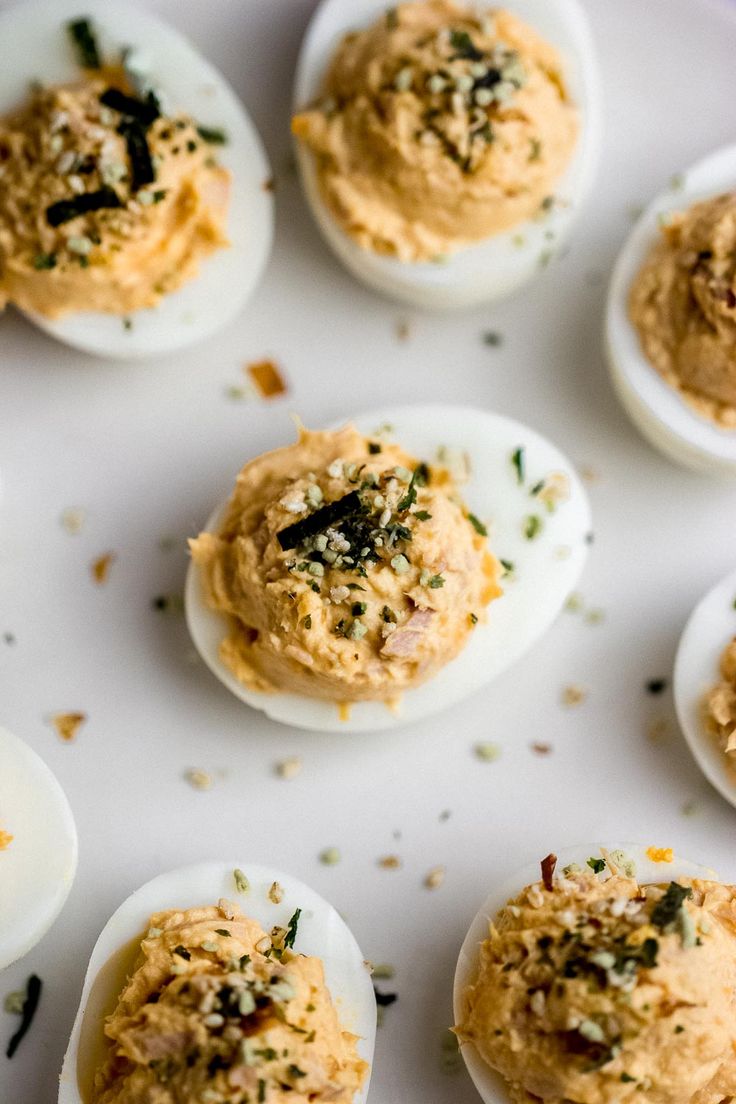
[118,119,155,190]
[67,17,101,69]
[100,87,161,126]
[277,491,366,550]
[6,975,42,1059]
[46,187,122,226]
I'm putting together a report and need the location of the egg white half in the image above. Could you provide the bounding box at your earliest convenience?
[0,725,78,969]
[0,0,273,359]
[292,0,601,310]
[185,403,591,733]
[453,842,718,1104]
[674,565,736,810]
[606,143,736,476]
[58,861,376,1104]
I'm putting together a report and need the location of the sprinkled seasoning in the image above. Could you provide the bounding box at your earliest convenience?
[46,187,123,227]
[233,868,249,893]
[523,515,542,540]
[246,359,288,399]
[474,741,500,761]
[5,975,42,1058]
[467,513,487,536]
[540,852,557,891]
[378,855,401,870]
[184,768,213,791]
[275,756,302,780]
[33,252,57,270]
[511,447,525,484]
[268,881,284,904]
[646,678,668,695]
[0,829,13,851]
[561,684,586,707]
[424,866,445,890]
[50,711,87,742]
[319,847,341,865]
[482,330,503,346]
[283,908,301,950]
[91,551,115,584]
[197,125,228,145]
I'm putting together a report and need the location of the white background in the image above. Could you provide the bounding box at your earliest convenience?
[2,0,736,1101]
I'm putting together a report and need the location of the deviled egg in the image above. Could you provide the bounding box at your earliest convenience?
[0,0,273,359]
[185,404,591,733]
[292,0,601,309]
[606,144,736,475]
[674,565,736,809]
[58,862,375,1104]
[454,843,733,1104]
[0,724,78,969]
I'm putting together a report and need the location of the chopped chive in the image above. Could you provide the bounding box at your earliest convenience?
[67,17,101,69]
[511,447,525,484]
[197,125,228,145]
[467,513,487,536]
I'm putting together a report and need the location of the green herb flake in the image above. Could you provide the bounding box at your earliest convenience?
[500,558,514,576]
[386,6,399,29]
[303,614,312,630]
[511,447,525,484]
[469,612,478,625]
[524,515,542,540]
[368,441,382,454]
[482,330,503,347]
[214,929,230,937]
[674,1024,685,1034]
[651,882,693,931]
[621,1073,636,1083]
[284,908,302,951]
[258,1079,266,1103]
[5,975,42,1059]
[467,513,488,536]
[33,252,56,271]
[197,125,228,145]
[414,510,432,521]
[351,601,367,616]
[233,868,249,894]
[529,138,542,161]
[427,574,445,589]
[288,1064,307,1079]
[586,857,606,874]
[67,17,101,69]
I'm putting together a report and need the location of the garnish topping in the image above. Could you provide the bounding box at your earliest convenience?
[540,852,557,891]
[197,125,228,145]
[46,187,123,227]
[283,908,302,951]
[587,857,606,874]
[467,512,487,536]
[278,490,365,550]
[651,882,693,932]
[67,17,101,69]
[6,975,42,1059]
[511,446,525,484]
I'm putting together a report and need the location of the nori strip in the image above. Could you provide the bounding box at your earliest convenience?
[118,119,155,190]
[100,87,160,127]
[46,187,122,226]
[277,490,365,550]
[6,975,42,1059]
[67,18,101,69]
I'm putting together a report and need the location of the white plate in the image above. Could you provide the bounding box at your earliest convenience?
[292,0,602,309]
[185,403,591,733]
[674,566,736,809]
[606,143,736,476]
[0,724,78,969]
[58,860,376,1104]
[0,0,273,359]
[453,841,718,1104]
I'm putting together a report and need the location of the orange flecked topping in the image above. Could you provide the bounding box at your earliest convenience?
[246,359,288,399]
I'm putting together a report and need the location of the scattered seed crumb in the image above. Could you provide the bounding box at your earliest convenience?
[50,711,87,742]
[482,330,503,347]
[627,203,645,222]
[377,855,401,870]
[531,742,553,756]
[439,809,451,822]
[122,316,133,331]
[246,359,288,399]
[233,868,249,893]
[670,172,685,192]
[151,593,184,614]
[60,507,85,534]
[646,678,668,695]
[319,847,341,866]
[3,990,25,1014]
[395,318,412,341]
[585,531,595,545]
[565,592,584,613]
[440,1029,463,1074]
[371,964,395,980]
[392,829,402,841]
[555,545,572,560]
[268,881,284,904]
[275,756,302,780]
[579,466,599,483]
[647,717,670,744]
[3,632,16,646]
[184,768,213,791]
[681,799,698,817]
[0,829,13,851]
[263,176,276,192]
[585,608,606,625]
[157,535,178,553]
[474,741,500,762]
[224,383,254,402]
[91,552,116,584]
[424,866,445,890]
[561,684,587,707]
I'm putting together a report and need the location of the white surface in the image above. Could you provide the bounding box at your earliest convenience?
[3,1,736,1102]
[186,404,590,732]
[675,567,736,809]
[58,861,375,1104]
[452,843,717,1104]
[293,0,601,309]
[0,0,273,359]
[0,726,78,969]
[606,143,736,475]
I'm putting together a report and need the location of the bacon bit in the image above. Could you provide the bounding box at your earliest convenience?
[646,847,674,864]
[378,855,401,870]
[541,853,557,891]
[0,829,13,851]
[51,711,87,742]
[91,552,116,584]
[245,359,288,399]
[561,684,587,707]
[530,742,552,756]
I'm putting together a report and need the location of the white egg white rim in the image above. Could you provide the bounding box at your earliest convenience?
[0,0,273,360]
[185,403,591,734]
[0,724,78,970]
[292,0,602,308]
[674,565,736,810]
[453,841,719,1104]
[606,143,736,472]
[58,860,376,1104]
